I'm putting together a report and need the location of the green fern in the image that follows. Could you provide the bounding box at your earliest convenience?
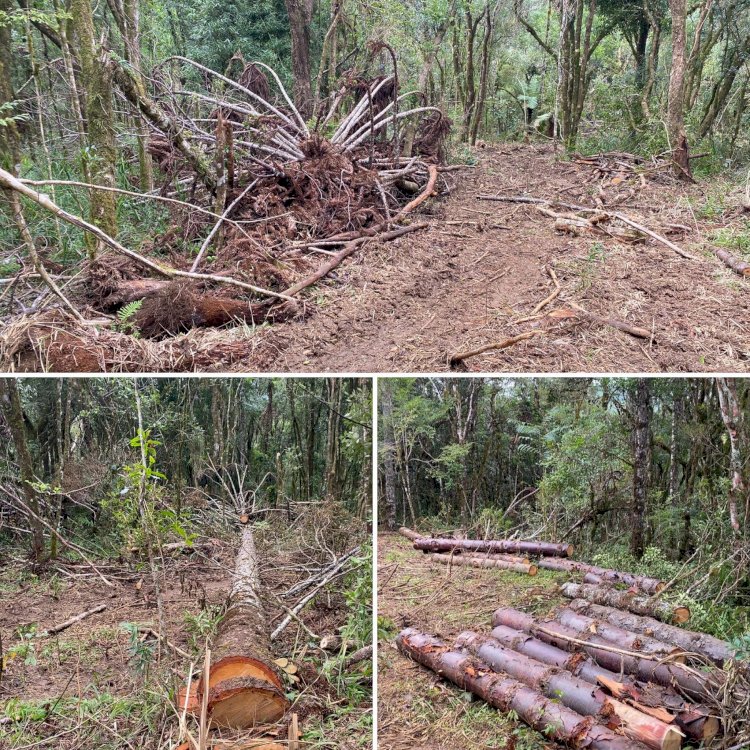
[114,300,143,336]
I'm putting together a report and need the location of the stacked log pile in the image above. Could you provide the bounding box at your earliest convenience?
[394,527,740,748]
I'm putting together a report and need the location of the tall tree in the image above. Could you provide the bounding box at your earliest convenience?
[666,0,692,179]
[380,381,397,531]
[630,378,651,559]
[715,377,745,535]
[284,0,313,118]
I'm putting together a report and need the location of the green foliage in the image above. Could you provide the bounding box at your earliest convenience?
[114,300,144,336]
[183,606,224,652]
[0,100,30,128]
[120,622,155,676]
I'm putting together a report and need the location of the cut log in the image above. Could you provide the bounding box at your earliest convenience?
[554,607,686,661]
[429,553,537,575]
[482,552,531,565]
[203,524,288,728]
[714,247,750,277]
[536,558,664,594]
[414,537,573,557]
[489,625,719,743]
[344,644,373,669]
[567,600,731,667]
[584,572,605,585]
[491,608,715,701]
[454,631,684,750]
[397,526,423,541]
[396,628,650,750]
[560,583,690,624]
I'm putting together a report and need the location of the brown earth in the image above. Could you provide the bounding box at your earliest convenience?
[377,531,568,750]
[247,144,750,373]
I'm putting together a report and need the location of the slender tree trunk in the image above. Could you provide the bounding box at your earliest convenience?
[667,0,692,179]
[284,0,314,118]
[381,383,398,531]
[0,379,45,559]
[470,5,493,145]
[715,378,745,535]
[631,378,651,559]
[0,0,20,171]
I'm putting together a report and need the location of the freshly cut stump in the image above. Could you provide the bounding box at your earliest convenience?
[204,525,288,728]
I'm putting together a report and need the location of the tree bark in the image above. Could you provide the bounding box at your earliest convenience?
[381,382,398,531]
[491,608,714,700]
[535,557,664,594]
[715,377,746,534]
[631,378,651,559]
[429,553,537,575]
[667,0,693,179]
[0,0,21,171]
[397,526,422,541]
[396,628,649,750]
[284,0,314,118]
[455,631,682,750]
[560,582,690,624]
[205,524,288,728]
[489,624,719,743]
[414,538,573,557]
[0,379,45,559]
[567,599,732,666]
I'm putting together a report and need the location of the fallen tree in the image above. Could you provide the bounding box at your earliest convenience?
[560,582,690,624]
[536,557,664,594]
[200,524,288,728]
[413,537,573,557]
[398,526,424,541]
[429,553,537,575]
[567,599,732,667]
[454,630,684,750]
[491,608,715,700]
[396,628,651,750]
[489,624,719,743]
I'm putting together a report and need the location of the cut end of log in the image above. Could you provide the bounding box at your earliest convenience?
[528,564,538,576]
[700,716,721,742]
[208,676,288,728]
[660,726,685,750]
[672,607,690,624]
[240,513,250,524]
[204,655,284,692]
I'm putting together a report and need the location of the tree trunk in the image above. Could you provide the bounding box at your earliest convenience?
[667,0,693,179]
[70,0,118,253]
[414,537,573,557]
[204,524,288,728]
[455,631,682,750]
[429,553,537,575]
[284,0,314,118]
[469,5,493,145]
[631,378,651,559]
[396,628,648,750]
[715,377,745,535]
[0,379,45,559]
[0,0,21,171]
[536,557,664,594]
[489,624,719,743]
[560,582,690,624]
[398,526,422,541]
[381,383,398,531]
[491,608,714,700]
[567,599,732,666]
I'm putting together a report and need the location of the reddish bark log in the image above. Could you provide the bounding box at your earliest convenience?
[554,608,685,660]
[429,553,537,575]
[489,625,719,743]
[414,537,573,557]
[567,600,731,667]
[536,558,664,594]
[454,631,683,750]
[491,608,714,700]
[561,583,690,624]
[396,628,650,750]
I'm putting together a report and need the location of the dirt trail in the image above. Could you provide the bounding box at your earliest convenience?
[250,144,750,373]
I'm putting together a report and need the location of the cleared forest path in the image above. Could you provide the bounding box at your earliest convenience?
[254,143,750,373]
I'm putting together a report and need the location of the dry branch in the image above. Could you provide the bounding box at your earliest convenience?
[42,604,107,636]
[449,330,543,366]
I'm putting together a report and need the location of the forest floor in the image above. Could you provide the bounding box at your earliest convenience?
[249,143,750,373]
[0,515,371,749]
[377,532,569,750]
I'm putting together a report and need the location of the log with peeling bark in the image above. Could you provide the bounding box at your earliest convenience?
[413,537,573,557]
[567,600,732,667]
[560,583,689,624]
[554,608,686,661]
[491,608,716,700]
[482,552,531,564]
[536,557,664,594]
[396,628,651,750]
[429,553,538,575]
[489,624,719,743]
[397,526,423,541]
[200,524,288,728]
[454,631,684,750]
[714,247,750,276]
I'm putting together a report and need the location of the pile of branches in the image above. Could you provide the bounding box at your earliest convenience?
[396,528,746,750]
[0,54,452,363]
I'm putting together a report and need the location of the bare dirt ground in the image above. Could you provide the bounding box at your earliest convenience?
[377,532,568,750]
[249,144,750,373]
[0,525,370,749]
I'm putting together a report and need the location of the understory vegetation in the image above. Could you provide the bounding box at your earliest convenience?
[0,377,373,749]
[379,376,750,643]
